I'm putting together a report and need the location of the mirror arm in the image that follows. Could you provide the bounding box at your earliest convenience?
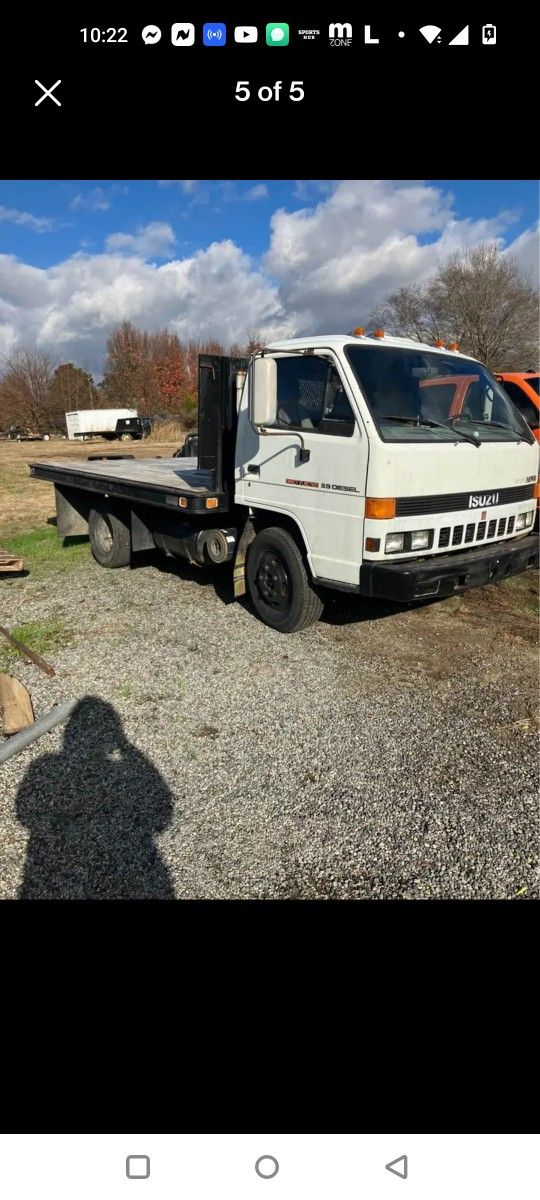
[257,427,311,464]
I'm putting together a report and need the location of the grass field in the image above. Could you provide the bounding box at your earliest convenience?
[0,435,182,539]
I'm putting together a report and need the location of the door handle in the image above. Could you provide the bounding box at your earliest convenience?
[247,464,260,475]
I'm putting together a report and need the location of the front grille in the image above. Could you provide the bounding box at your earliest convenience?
[464,523,475,543]
[497,518,506,536]
[476,522,486,540]
[438,527,450,548]
[396,483,534,517]
[452,525,464,546]
[507,516,515,534]
[487,519,496,539]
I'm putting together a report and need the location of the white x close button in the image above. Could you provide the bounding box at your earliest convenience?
[35,80,61,107]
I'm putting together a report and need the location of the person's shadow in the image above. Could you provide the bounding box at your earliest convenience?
[15,696,175,899]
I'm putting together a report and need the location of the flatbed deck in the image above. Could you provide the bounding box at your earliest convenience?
[29,456,229,514]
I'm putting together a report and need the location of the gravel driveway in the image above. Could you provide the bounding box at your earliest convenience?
[1,550,538,899]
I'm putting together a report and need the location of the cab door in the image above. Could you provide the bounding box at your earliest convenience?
[236,352,368,586]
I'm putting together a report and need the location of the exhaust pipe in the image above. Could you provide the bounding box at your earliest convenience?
[153,527,238,566]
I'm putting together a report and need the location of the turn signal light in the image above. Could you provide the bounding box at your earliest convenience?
[206,497,219,509]
[365,497,396,519]
[179,497,188,508]
[534,479,540,499]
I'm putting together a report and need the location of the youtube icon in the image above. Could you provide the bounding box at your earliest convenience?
[234,25,258,42]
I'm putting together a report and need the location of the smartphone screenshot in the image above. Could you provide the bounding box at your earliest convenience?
[0,11,538,1198]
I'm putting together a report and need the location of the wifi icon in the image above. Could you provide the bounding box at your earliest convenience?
[419,24,442,42]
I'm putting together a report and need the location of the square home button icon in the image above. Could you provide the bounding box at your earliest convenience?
[126,1155,150,1179]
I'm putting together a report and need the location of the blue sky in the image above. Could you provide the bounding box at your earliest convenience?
[0,180,537,373]
[2,179,538,267]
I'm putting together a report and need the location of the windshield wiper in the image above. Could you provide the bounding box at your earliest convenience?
[382,414,480,449]
[476,419,531,442]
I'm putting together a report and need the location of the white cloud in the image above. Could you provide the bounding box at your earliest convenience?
[265,179,520,332]
[70,184,129,211]
[105,222,176,257]
[0,205,56,232]
[245,184,268,201]
[0,241,288,370]
[157,180,199,193]
[70,188,111,212]
[0,181,533,375]
[292,180,335,200]
[506,222,539,287]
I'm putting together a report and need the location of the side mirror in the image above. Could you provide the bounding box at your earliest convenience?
[252,357,277,427]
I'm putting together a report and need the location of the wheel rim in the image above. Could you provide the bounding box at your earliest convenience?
[256,551,290,610]
[94,513,113,553]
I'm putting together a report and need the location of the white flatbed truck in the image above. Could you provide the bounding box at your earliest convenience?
[30,334,539,633]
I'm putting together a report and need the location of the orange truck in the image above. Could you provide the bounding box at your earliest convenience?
[494,373,540,443]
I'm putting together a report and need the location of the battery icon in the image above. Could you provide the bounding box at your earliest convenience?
[482,24,496,43]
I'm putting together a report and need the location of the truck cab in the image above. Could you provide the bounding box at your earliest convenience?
[234,332,538,625]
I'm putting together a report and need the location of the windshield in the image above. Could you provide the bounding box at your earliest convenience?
[345,344,533,443]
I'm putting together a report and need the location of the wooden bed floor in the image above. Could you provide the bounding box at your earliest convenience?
[30,456,214,494]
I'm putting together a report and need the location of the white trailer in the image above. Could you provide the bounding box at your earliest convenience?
[33,335,539,633]
[65,409,139,441]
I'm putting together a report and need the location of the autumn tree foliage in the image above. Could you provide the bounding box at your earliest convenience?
[101,321,249,427]
[0,323,265,433]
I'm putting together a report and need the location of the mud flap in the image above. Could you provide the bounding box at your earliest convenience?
[233,518,255,598]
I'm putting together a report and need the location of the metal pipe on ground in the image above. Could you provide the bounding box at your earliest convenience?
[0,699,79,765]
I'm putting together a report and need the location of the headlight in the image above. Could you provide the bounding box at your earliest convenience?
[385,533,404,554]
[410,529,430,550]
[515,513,526,531]
[525,510,534,527]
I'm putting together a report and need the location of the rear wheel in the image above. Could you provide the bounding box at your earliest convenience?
[88,506,131,568]
[246,526,323,633]
[120,432,134,442]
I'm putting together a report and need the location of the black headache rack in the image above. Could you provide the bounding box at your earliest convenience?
[197,353,248,491]
[29,355,248,517]
[360,533,539,602]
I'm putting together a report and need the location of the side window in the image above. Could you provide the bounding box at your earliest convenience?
[275,356,355,436]
[501,381,539,427]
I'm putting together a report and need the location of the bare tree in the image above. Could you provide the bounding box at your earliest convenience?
[371,241,539,370]
[0,347,57,431]
[244,328,266,355]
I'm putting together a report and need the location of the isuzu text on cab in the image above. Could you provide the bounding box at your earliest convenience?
[30,331,539,633]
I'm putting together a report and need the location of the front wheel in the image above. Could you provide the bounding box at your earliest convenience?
[246,526,324,633]
[120,432,134,442]
[88,506,131,568]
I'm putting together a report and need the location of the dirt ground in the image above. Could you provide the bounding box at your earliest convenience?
[0,542,538,899]
[0,436,182,538]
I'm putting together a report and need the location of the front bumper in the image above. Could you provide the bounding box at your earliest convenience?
[359,533,539,602]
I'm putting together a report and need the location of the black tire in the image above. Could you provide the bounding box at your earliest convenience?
[88,506,131,568]
[246,526,324,633]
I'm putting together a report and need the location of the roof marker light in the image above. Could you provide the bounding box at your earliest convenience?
[353,327,365,336]
[448,342,460,351]
[372,329,384,338]
[434,339,446,348]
